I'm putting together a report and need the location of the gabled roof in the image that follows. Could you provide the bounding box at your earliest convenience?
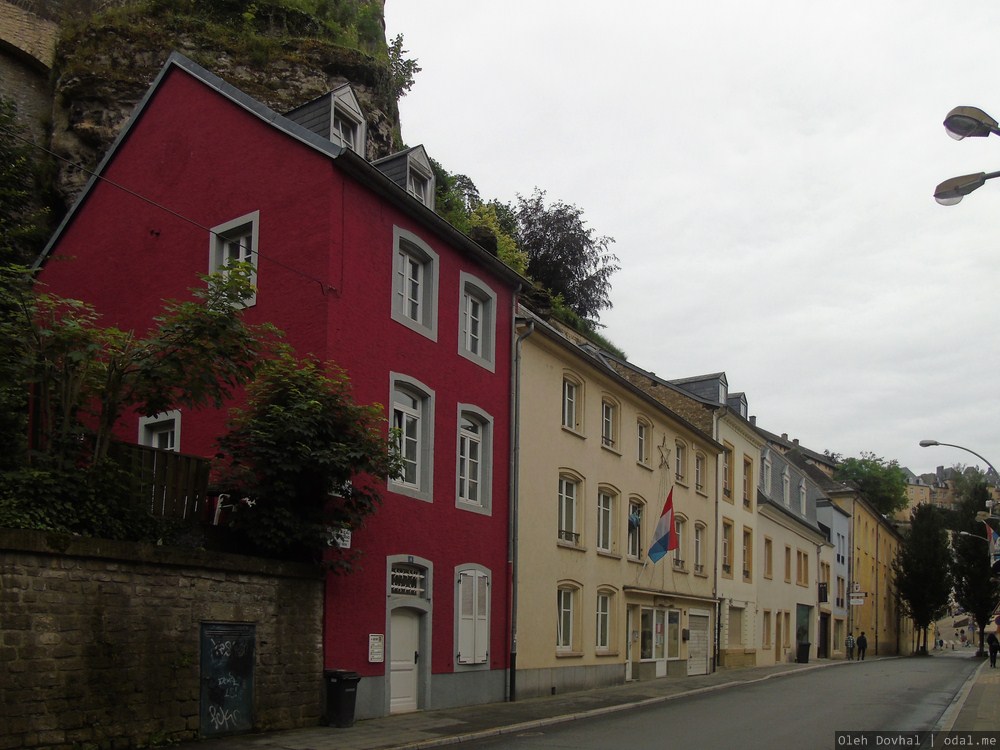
[34,52,525,288]
[518,307,722,452]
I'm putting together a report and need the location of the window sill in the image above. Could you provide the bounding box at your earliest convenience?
[597,550,622,561]
[636,461,654,472]
[595,650,620,658]
[561,426,586,440]
[557,540,587,553]
[696,488,709,498]
[555,650,583,659]
[601,443,622,457]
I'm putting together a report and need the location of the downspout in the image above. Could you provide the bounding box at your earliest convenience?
[874,523,880,655]
[712,411,721,671]
[507,313,533,702]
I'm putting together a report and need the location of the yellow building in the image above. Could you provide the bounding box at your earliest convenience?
[829,489,914,654]
[512,310,720,698]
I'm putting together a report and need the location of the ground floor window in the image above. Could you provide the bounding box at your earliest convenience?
[639,607,680,660]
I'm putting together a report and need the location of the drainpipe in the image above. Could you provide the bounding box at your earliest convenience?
[507,313,533,702]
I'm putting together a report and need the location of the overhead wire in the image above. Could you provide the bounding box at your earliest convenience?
[0,122,338,296]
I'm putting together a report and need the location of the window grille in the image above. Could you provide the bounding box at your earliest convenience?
[391,564,427,597]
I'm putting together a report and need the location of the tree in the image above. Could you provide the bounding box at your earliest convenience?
[834,452,908,516]
[212,351,400,567]
[950,467,1000,656]
[514,189,619,321]
[894,503,954,653]
[0,266,277,540]
[0,96,51,266]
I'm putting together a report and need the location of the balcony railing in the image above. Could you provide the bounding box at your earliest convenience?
[558,529,580,544]
[111,442,210,523]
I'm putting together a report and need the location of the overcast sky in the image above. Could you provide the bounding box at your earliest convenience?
[385,1,1000,477]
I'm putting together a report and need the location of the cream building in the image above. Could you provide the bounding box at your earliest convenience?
[512,310,720,698]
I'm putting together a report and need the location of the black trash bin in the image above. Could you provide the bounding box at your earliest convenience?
[796,642,811,664]
[325,670,361,728]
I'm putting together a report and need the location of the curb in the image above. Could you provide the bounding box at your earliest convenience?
[392,660,842,750]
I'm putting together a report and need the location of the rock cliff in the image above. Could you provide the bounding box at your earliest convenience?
[3,0,402,208]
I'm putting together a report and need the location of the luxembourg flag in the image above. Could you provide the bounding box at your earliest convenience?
[648,487,678,563]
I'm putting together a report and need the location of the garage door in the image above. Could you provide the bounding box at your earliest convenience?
[687,613,711,675]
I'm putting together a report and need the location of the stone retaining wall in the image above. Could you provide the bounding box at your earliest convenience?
[0,529,325,750]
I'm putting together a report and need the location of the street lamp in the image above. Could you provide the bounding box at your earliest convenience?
[935,106,1000,204]
[918,439,999,477]
[943,106,1000,140]
[959,531,989,543]
[934,171,1000,206]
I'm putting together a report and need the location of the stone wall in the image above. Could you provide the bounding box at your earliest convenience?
[0,529,325,750]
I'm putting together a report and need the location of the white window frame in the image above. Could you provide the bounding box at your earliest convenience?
[596,488,616,553]
[673,516,686,569]
[799,480,807,515]
[636,418,650,466]
[557,585,578,652]
[695,452,706,492]
[458,272,497,371]
[408,167,431,205]
[391,226,439,340]
[138,410,181,452]
[675,441,686,482]
[782,468,791,507]
[694,523,705,574]
[455,565,490,667]
[601,398,618,450]
[456,405,493,515]
[596,590,614,652]
[627,499,644,559]
[561,376,582,432]
[763,453,773,494]
[558,475,580,545]
[390,373,435,502]
[210,211,259,306]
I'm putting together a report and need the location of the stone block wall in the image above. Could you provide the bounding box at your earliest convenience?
[0,529,325,750]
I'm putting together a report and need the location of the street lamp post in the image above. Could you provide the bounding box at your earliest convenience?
[919,439,999,517]
[935,106,1000,204]
[918,439,999,477]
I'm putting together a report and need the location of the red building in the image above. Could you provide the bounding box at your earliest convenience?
[35,53,521,720]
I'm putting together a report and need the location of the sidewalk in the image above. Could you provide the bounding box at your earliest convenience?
[943,655,1000,732]
[176,654,993,750]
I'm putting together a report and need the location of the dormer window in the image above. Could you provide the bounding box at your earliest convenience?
[333,110,360,152]
[284,83,366,154]
[373,145,436,210]
[408,169,430,205]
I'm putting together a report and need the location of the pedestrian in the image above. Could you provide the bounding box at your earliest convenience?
[987,632,999,668]
[857,632,868,661]
[845,633,855,660]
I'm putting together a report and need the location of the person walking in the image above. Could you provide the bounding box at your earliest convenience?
[845,633,855,660]
[857,632,868,661]
[987,632,999,668]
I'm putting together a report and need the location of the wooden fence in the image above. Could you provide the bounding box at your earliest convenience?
[111,442,211,522]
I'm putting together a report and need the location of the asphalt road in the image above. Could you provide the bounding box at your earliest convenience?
[454,653,980,750]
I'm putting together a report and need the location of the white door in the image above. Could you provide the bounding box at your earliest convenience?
[390,608,420,713]
[687,613,710,675]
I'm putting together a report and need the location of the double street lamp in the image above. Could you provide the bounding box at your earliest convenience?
[934,106,1000,205]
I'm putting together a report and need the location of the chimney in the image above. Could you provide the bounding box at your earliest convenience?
[781,433,789,441]
[750,416,756,425]
[793,438,799,446]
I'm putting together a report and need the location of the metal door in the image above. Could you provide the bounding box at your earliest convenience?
[200,622,255,737]
[687,613,711,675]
